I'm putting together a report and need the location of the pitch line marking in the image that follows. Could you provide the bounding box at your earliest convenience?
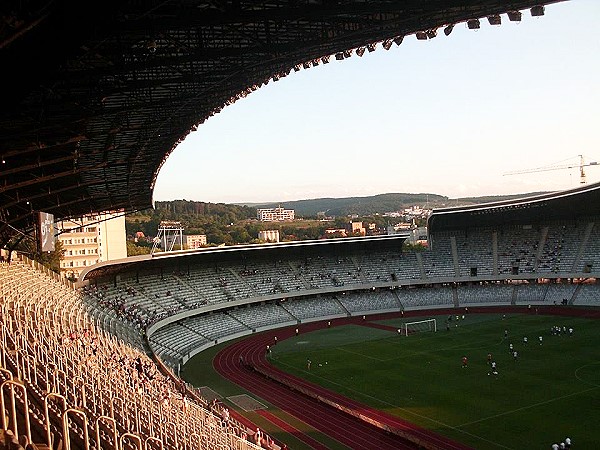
[456,385,599,428]
[382,337,506,363]
[574,361,600,388]
[336,346,385,361]
[274,359,512,449]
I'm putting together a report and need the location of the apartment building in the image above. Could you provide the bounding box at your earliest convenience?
[56,211,126,279]
[186,234,207,249]
[256,206,295,221]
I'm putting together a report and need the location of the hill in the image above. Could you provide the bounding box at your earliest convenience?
[249,192,548,217]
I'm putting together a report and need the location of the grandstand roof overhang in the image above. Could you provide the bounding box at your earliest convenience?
[81,234,409,280]
[0,0,566,246]
[428,181,600,232]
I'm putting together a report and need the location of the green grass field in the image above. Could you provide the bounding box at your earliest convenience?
[268,313,600,449]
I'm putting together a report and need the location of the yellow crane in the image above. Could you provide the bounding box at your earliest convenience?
[503,154,598,185]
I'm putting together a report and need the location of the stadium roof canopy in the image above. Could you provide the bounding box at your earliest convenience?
[428,181,600,232]
[0,0,565,247]
[81,233,409,280]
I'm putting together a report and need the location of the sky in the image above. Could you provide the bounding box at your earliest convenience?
[154,0,600,204]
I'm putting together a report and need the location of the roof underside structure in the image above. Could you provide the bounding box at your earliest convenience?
[0,0,566,247]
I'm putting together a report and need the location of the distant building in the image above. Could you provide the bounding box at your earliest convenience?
[56,211,126,280]
[258,230,280,243]
[185,234,207,249]
[345,221,366,236]
[257,206,295,221]
[410,227,428,246]
[324,228,347,238]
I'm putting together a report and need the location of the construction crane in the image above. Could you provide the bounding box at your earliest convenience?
[503,154,598,185]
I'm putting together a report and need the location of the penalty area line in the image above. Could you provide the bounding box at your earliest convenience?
[457,386,599,429]
[276,359,513,449]
[336,346,386,361]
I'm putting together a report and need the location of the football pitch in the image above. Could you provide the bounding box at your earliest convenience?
[268,313,600,449]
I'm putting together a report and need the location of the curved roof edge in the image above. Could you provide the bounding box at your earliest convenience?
[428,181,600,232]
[81,234,410,281]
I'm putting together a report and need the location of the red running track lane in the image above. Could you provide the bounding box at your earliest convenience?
[256,410,330,450]
[214,332,421,449]
[214,306,597,450]
[214,314,477,450]
[360,322,398,332]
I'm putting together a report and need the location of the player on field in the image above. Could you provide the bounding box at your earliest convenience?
[523,336,528,344]
[487,353,492,365]
[462,356,468,368]
[539,335,543,345]
[488,361,498,376]
[509,343,514,353]
[513,350,518,361]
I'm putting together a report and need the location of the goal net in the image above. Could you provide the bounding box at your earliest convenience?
[400,318,437,336]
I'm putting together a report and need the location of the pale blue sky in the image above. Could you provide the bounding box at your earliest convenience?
[154,0,600,203]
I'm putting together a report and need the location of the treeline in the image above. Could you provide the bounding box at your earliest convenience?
[126,200,256,239]
[253,193,449,216]
[252,192,543,217]
[125,199,397,249]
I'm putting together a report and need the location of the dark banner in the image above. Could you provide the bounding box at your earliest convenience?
[38,212,55,252]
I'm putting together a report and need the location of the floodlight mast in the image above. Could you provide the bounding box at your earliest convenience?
[503,154,598,185]
[151,221,184,254]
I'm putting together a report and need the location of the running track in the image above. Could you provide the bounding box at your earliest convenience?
[213,306,598,449]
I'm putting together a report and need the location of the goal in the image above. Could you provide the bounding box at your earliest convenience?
[400,318,437,336]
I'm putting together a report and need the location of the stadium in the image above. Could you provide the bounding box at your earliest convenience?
[0,1,595,450]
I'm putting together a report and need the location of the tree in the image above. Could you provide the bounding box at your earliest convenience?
[37,240,65,273]
[127,240,151,256]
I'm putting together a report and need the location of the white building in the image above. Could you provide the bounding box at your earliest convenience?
[257,206,295,221]
[56,211,126,280]
[258,230,280,243]
[185,234,207,249]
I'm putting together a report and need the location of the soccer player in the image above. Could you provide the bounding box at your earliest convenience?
[509,343,514,352]
[565,437,571,448]
[504,329,508,338]
[462,356,468,368]
[523,336,528,344]
[489,361,498,376]
[569,327,573,336]
[513,350,518,361]
[487,353,492,365]
[295,328,299,336]
[307,359,311,370]
[539,335,543,345]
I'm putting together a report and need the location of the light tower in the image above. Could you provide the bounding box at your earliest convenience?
[151,221,184,254]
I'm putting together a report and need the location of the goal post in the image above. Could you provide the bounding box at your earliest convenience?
[400,318,437,336]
